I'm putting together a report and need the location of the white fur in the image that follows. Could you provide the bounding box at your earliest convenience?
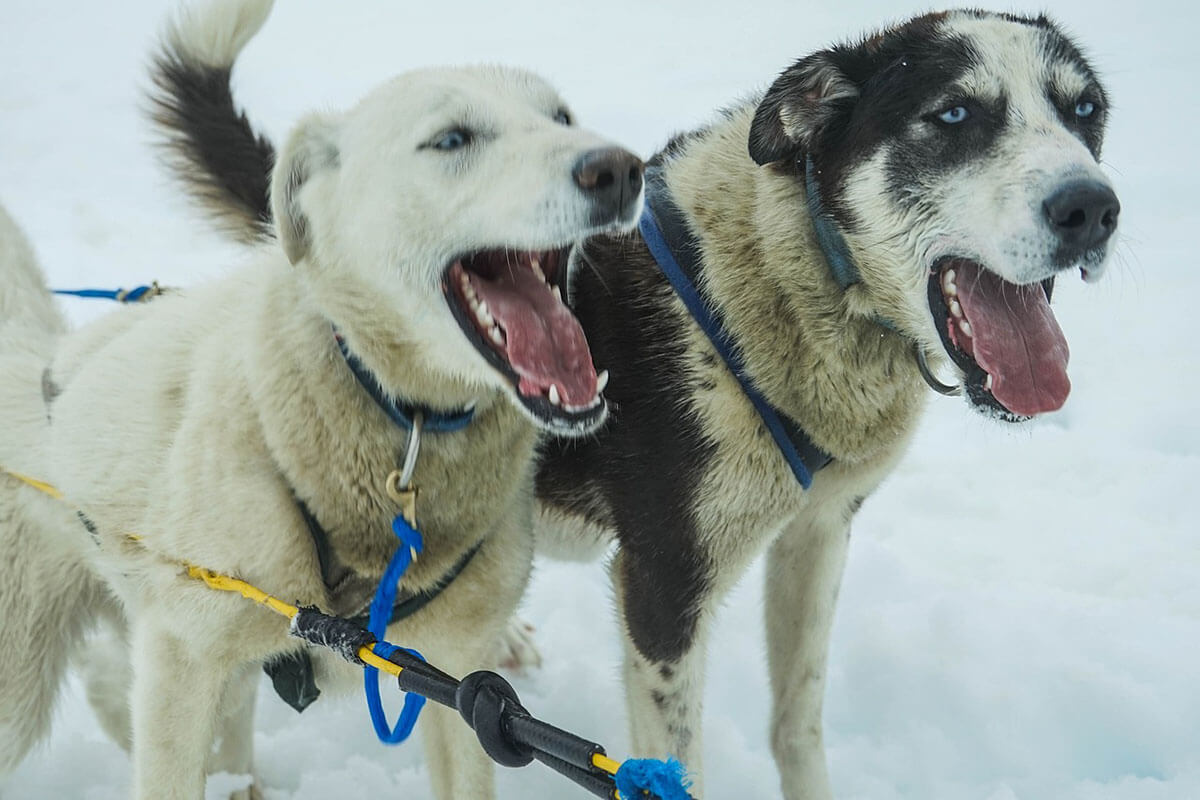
[0,0,641,796]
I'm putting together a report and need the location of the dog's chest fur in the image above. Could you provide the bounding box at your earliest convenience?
[539,104,927,654]
[46,265,536,608]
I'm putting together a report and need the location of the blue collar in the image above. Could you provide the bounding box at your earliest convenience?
[638,166,832,489]
[334,332,475,433]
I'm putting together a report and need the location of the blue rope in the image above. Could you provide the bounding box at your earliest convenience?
[363,513,428,744]
[615,757,692,800]
[639,206,816,489]
[53,286,156,303]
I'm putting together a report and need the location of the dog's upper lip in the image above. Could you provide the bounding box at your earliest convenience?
[932,257,1070,417]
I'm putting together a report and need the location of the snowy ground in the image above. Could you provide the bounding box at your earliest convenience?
[1,1,1196,798]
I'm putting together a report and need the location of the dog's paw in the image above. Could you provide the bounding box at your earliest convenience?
[229,782,263,800]
[493,618,543,673]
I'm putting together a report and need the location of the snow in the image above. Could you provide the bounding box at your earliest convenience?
[1,0,1196,798]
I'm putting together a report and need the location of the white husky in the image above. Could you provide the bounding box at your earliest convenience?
[0,0,643,798]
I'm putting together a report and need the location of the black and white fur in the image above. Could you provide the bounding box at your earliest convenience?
[138,8,1118,798]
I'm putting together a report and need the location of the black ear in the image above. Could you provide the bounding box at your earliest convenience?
[270,113,340,265]
[748,52,859,166]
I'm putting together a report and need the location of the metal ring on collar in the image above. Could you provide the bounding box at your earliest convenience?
[915,346,962,396]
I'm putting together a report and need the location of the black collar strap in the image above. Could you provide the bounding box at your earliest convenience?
[639,165,833,489]
[335,332,475,433]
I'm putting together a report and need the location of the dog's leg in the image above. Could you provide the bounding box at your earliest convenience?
[612,547,712,796]
[129,620,229,800]
[208,662,261,800]
[0,497,102,773]
[77,610,135,751]
[764,506,852,800]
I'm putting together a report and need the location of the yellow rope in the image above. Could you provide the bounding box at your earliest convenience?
[185,565,403,677]
[593,753,621,777]
[2,466,407,678]
[2,466,620,778]
[2,468,64,500]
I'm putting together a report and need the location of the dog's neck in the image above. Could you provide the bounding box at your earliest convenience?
[662,108,927,463]
[246,262,532,582]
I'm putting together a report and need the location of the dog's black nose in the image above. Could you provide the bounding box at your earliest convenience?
[573,148,644,219]
[1043,179,1120,253]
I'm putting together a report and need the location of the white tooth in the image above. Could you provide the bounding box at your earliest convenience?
[985,373,993,390]
[960,319,973,338]
[590,395,603,408]
[548,384,560,405]
[945,268,956,284]
[552,285,562,302]
[950,299,962,318]
[477,300,489,318]
[531,258,546,283]
[943,278,957,297]
[596,369,610,392]
[490,327,504,345]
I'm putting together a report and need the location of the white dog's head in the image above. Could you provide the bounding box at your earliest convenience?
[272,66,643,434]
[749,11,1118,420]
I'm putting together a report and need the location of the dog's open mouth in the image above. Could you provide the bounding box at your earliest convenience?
[928,258,1069,420]
[442,247,606,432]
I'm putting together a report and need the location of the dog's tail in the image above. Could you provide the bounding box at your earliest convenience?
[0,205,66,354]
[150,0,277,244]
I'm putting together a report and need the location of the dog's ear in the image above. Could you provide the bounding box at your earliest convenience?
[748,52,859,166]
[270,114,340,265]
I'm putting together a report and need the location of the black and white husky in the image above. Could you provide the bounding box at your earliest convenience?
[142,8,1118,798]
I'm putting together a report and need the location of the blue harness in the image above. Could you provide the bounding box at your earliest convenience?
[639,165,833,489]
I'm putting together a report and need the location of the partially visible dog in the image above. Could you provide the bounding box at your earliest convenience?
[132,7,1120,799]
[0,0,643,798]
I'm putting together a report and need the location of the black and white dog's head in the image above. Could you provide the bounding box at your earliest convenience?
[749,10,1118,420]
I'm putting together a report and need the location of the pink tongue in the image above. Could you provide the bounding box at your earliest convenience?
[953,261,1070,416]
[470,266,597,406]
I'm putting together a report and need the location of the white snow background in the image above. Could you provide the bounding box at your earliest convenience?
[1,0,1196,798]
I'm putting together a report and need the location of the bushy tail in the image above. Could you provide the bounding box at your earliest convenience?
[0,206,66,353]
[150,0,278,243]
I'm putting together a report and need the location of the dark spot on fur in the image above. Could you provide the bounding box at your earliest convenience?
[76,511,100,544]
[41,367,59,421]
[660,664,675,680]
[652,690,667,708]
[668,726,694,750]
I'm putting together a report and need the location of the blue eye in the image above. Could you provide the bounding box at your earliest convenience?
[1075,100,1096,119]
[937,105,970,125]
[433,129,470,151]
